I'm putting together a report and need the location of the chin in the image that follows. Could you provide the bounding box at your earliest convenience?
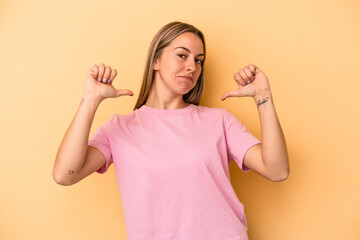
[173,82,196,95]
[177,88,194,95]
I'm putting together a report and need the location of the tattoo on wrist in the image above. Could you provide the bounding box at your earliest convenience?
[257,97,269,107]
[68,170,75,175]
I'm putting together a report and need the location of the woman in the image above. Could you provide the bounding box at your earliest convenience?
[53,21,289,240]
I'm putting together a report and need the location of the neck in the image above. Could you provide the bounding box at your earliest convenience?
[145,91,189,110]
[145,97,190,110]
[145,77,190,110]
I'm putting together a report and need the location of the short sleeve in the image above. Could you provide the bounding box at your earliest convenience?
[223,109,261,172]
[88,116,114,174]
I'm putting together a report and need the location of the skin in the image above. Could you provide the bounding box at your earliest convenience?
[146,32,205,110]
[53,65,134,185]
[221,64,290,181]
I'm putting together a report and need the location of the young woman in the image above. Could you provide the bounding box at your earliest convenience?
[53,21,289,240]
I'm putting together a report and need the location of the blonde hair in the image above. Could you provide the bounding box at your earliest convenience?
[133,21,206,110]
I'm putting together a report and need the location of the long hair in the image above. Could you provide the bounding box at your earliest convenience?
[133,21,206,111]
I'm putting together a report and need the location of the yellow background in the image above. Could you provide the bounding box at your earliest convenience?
[1,0,359,239]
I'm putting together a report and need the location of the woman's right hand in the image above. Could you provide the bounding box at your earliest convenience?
[83,63,134,103]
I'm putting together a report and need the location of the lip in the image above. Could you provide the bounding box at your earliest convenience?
[179,76,193,82]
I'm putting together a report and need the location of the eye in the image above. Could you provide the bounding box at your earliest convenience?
[177,53,203,65]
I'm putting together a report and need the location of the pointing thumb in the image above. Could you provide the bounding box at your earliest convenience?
[220,90,237,101]
[115,89,134,98]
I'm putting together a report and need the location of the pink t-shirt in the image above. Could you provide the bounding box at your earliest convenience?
[88,103,261,240]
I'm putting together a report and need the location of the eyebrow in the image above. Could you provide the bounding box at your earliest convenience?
[174,47,205,57]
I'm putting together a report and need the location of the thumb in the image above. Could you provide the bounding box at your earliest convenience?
[220,90,240,101]
[114,89,134,98]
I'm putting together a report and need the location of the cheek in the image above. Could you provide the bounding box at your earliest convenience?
[193,74,201,86]
[165,61,180,74]
[196,69,202,78]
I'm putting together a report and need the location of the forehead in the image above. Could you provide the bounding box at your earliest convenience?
[168,32,204,54]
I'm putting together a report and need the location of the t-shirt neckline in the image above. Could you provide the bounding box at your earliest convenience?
[138,103,197,117]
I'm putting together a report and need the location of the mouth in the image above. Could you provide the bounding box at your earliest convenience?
[179,76,193,82]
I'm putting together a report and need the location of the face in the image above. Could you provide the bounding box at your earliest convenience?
[152,32,205,96]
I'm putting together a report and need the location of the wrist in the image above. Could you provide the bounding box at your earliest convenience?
[81,93,103,106]
[253,90,272,107]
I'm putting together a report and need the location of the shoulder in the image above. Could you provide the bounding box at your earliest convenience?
[198,105,231,121]
[191,105,230,126]
[196,106,244,127]
[196,105,226,115]
[99,112,134,129]
[110,111,136,124]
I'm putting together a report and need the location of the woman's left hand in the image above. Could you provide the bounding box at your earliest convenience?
[221,64,271,101]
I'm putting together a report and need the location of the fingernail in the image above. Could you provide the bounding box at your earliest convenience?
[107,79,111,83]
[247,81,251,84]
[242,82,246,86]
[98,78,102,82]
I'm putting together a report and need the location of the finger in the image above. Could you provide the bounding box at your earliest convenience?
[108,69,117,83]
[244,67,255,82]
[90,65,99,79]
[235,72,247,86]
[234,72,242,86]
[248,64,258,75]
[98,63,105,82]
[239,70,251,84]
[103,66,111,83]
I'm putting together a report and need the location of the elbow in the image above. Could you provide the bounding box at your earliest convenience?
[270,168,290,182]
[270,173,289,182]
[52,170,73,186]
[267,155,290,182]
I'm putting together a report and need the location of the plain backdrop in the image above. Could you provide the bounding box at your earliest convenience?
[0,0,359,239]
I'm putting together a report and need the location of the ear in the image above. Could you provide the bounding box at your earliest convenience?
[153,58,159,70]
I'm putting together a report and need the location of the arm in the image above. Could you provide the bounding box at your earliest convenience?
[52,96,102,186]
[221,63,289,182]
[52,63,134,185]
[244,91,289,181]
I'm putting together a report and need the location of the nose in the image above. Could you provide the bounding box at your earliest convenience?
[186,58,197,72]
